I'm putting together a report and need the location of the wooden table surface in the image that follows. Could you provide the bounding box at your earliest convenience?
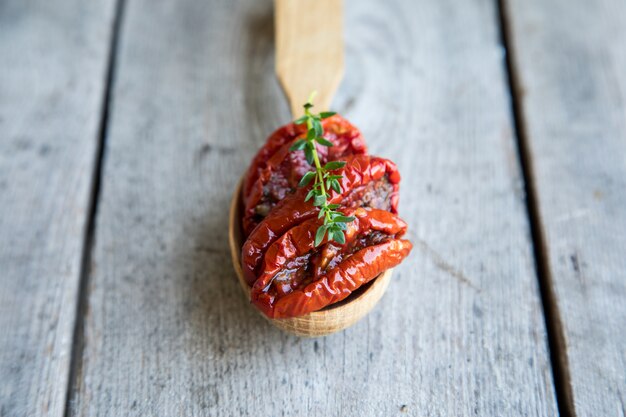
[1,0,624,416]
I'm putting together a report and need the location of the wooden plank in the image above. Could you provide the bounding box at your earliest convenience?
[503,0,626,415]
[68,0,558,415]
[0,1,117,416]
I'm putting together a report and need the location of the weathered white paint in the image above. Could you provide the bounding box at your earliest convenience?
[0,0,117,416]
[504,0,626,414]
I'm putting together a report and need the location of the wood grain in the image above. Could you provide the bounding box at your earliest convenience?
[503,0,626,414]
[275,0,344,116]
[0,0,117,416]
[68,0,558,415]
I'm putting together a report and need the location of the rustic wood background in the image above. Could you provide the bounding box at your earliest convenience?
[0,0,624,416]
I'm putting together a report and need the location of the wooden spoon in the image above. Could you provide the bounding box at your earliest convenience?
[228,0,393,337]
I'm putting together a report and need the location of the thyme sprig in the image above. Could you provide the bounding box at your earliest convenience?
[289,92,355,247]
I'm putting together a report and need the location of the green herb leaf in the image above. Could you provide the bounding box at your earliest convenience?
[312,119,323,137]
[314,225,327,247]
[313,194,326,207]
[333,230,346,244]
[289,139,307,151]
[331,179,341,193]
[315,137,334,147]
[333,215,356,223]
[304,146,314,165]
[319,111,336,119]
[323,161,347,171]
[298,171,316,187]
[305,189,316,202]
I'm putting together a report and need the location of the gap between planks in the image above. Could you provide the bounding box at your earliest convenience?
[63,0,127,415]
[496,1,575,416]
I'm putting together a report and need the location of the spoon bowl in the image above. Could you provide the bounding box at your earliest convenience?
[228,179,393,337]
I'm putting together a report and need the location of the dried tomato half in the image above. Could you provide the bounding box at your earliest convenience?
[250,208,412,318]
[241,115,367,236]
[241,154,401,285]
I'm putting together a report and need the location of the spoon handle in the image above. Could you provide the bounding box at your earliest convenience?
[275,0,344,118]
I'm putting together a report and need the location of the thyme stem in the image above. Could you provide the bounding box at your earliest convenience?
[289,93,355,246]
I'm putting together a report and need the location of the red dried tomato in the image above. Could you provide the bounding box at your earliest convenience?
[241,154,401,285]
[250,208,413,318]
[241,115,367,236]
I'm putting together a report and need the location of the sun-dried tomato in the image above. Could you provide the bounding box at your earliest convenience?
[250,208,412,318]
[241,115,367,236]
[241,154,401,285]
